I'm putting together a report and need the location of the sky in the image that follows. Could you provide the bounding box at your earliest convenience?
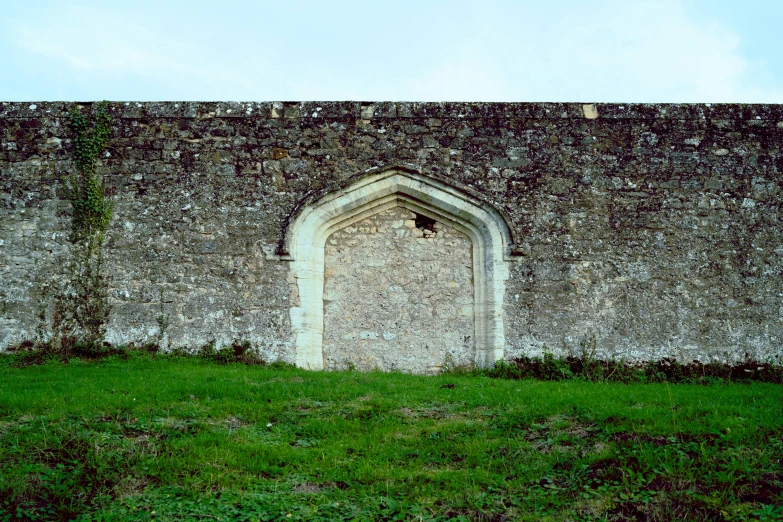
[0,0,781,103]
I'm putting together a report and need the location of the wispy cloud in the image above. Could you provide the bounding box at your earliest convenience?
[13,12,195,74]
[5,6,269,99]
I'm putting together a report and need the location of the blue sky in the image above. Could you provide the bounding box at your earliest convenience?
[1,0,781,102]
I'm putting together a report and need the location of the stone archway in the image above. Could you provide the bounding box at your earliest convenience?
[283,168,513,371]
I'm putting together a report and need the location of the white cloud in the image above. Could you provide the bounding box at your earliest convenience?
[400,0,782,102]
[557,1,751,102]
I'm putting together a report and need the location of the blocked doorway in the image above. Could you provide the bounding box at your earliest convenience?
[322,207,474,373]
[284,168,512,371]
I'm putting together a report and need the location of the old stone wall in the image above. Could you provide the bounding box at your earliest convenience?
[1,101,782,367]
[323,207,474,372]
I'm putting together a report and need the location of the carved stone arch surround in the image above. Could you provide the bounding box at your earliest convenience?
[284,168,513,370]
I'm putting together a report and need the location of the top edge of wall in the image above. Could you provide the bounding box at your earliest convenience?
[1,101,782,121]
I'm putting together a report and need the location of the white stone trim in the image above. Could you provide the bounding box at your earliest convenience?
[285,169,512,370]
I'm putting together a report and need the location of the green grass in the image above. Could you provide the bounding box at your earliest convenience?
[0,353,781,521]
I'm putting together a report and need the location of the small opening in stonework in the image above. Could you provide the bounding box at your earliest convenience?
[414,213,437,238]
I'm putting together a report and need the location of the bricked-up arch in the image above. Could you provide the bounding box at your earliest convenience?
[284,168,513,370]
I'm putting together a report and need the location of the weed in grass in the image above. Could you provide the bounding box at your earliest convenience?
[477,353,783,385]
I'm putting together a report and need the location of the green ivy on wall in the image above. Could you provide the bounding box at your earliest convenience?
[68,102,113,245]
[38,101,118,350]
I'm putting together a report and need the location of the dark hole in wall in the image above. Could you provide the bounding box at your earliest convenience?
[414,213,437,231]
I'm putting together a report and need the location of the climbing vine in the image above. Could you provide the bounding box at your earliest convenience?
[41,102,116,350]
[68,102,113,245]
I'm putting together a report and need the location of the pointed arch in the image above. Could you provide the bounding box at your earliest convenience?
[285,168,512,370]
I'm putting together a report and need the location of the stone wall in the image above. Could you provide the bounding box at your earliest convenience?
[323,207,474,373]
[1,101,782,367]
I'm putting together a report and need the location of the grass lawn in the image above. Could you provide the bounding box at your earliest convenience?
[0,354,781,521]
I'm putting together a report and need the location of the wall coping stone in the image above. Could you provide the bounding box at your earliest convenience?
[1,101,782,121]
